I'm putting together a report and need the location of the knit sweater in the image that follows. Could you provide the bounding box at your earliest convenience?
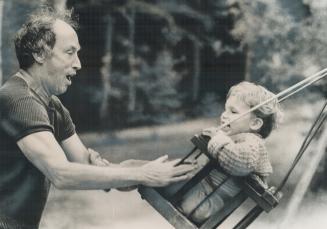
[208,133,272,177]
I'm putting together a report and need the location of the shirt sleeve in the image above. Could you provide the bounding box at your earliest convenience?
[208,134,271,177]
[51,96,75,142]
[58,104,75,141]
[1,96,53,141]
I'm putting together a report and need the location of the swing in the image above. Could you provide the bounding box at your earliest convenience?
[138,69,327,229]
[139,134,282,229]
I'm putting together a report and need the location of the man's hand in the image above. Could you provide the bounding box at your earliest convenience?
[88,148,112,192]
[120,159,148,167]
[117,159,149,192]
[139,155,196,187]
[88,148,110,166]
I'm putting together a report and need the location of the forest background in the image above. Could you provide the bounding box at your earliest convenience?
[1,0,327,228]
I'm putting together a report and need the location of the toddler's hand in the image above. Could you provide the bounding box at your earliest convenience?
[207,130,232,157]
[201,127,220,138]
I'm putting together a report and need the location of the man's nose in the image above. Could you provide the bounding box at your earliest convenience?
[73,55,81,70]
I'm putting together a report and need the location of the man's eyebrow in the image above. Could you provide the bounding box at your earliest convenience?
[67,46,81,51]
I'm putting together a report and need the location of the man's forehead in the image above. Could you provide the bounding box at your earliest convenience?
[53,19,80,49]
[53,19,74,33]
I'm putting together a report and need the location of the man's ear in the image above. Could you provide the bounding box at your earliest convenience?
[250,117,263,131]
[32,52,46,64]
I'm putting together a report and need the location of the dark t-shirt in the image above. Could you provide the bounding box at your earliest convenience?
[0,72,75,228]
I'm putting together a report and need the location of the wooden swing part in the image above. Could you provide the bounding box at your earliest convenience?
[138,68,327,229]
[139,134,282,229]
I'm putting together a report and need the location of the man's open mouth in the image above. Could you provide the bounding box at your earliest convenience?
[66,74,74,82]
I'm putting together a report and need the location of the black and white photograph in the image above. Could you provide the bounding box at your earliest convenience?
[0,0,326,228]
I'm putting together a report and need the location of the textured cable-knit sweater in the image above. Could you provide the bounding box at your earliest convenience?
[208,132,272,177]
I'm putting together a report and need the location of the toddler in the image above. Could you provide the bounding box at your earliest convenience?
[179,81,283,224]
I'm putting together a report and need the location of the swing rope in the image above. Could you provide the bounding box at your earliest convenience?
[234,98,327,229]
[219,68,327,130]
[276,100,327,192]
[223,68,327,229]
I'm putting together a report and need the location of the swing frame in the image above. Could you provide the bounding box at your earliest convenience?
[138,135,282,229]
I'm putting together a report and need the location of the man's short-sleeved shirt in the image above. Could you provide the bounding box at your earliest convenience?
[0,70,75,228]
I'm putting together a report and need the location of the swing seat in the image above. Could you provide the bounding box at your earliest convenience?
[138,135,282,229]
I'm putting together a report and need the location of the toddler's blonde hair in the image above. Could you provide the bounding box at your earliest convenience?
[227,81,283,138]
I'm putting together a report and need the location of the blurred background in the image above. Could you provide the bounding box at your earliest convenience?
[1,0,327,228]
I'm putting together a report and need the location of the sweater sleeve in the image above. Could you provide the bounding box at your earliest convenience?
[208,134,272,177]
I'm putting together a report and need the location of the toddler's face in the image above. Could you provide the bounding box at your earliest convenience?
[219,95,254,135]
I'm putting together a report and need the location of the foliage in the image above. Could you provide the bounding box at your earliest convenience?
[227,0,327,93]
[110,50,184,126]
[88,0,241,128]
[192,92,224,118]
[4,0,326,130]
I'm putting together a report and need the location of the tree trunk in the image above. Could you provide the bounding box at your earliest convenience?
[99,15,113,124]
[2,0,41,82]
[244,44,252,82]
[0,0,4,85]
[126,6,137,112]
[192,38,201,101]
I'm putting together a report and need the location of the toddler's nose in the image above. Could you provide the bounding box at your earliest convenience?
[221,111,228,121]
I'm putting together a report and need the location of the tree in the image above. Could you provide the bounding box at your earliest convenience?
[63,0,247,128]
[132,49,183,124]
[0,0,4,85]
[227,0,327,92]
[2,0,49,83]
[99,15,114,124]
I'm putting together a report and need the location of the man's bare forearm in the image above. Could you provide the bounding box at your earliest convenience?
[49,162,145,190]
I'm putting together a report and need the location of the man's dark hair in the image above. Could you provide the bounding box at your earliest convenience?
[14,7,78,70]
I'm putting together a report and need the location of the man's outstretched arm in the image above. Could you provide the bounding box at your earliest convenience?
[60,133,110,166]
[17,131,196,190]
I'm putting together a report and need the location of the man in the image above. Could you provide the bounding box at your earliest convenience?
[0,8,195,229]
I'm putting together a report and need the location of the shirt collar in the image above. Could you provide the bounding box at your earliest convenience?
[16,69,52,106]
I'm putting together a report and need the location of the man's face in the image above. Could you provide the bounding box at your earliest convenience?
[42,19,81,96]
[219,95,254,136]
